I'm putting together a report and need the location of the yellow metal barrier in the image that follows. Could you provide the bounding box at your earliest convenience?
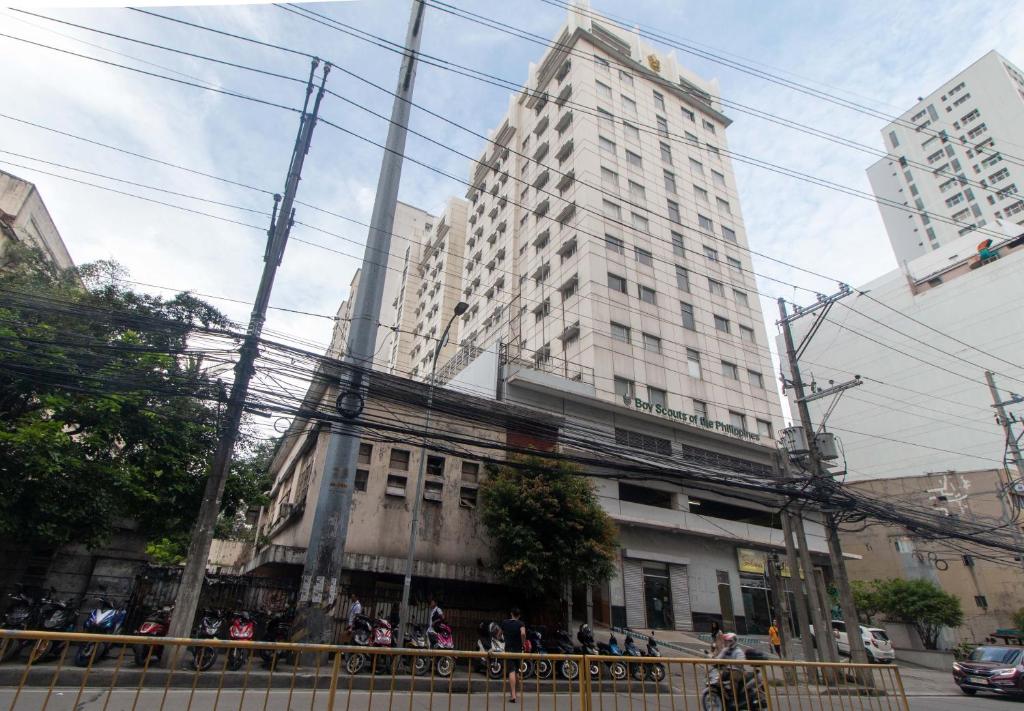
[0,630,909,711]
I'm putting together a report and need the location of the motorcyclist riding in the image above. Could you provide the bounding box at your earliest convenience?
[715,632,746,661]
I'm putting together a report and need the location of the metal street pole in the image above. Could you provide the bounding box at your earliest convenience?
[167,61,330,642]
[295,0,427,645]
[397,302,468,642]
[985,371,1024,571]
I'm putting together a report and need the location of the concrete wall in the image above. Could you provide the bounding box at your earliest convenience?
[0,170,74,269]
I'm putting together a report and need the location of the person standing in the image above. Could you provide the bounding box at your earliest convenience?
[428,597,444,634]
[768,619,782,658]
[499,608,526,703]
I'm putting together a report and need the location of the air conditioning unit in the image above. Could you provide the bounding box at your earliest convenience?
[815,432,839,461]
[781,427,809,455]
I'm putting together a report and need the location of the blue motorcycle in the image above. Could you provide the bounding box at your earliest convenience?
[75,595,127,667]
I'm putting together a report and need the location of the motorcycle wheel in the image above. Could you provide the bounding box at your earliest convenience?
[589,661,601,680]
[227,648,248,671]
[535,658,552,680]
[519,659,534,679]
[701,690,724,711]
[412,655,429,677]
[132,644,156,668]
[609,661,628,681]
[560,659,580,681]
[345,652,365,675]
[0,639,23,663]
[487,658,504,679]
[28,640,54,665]
[630,663,646,682]
[649,664,666,683]
[191,646,218,672]
[435,656,455,678]
[352,628,370,646]
[74,643,96,668]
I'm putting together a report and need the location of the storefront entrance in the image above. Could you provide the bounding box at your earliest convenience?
[740,573,772,634]
[643,566,673,629]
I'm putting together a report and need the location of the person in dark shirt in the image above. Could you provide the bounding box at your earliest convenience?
[499,608,526,703]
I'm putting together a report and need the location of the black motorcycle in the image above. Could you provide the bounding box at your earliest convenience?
[190,608,227,671]
[29,595,78,663]
[701,656,767,711]
[545,628,580,681]
[1,586,40,662]
[645,633,666,683]
[259,609,295,670]
[526,627,553,679]
[576,624,603,680]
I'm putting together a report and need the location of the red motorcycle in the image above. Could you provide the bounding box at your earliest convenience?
[345,615,395,674]
[132,606,172,666]
[226,610,257,671]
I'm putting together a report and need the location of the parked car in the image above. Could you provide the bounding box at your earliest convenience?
[953,645,1024,697]
[809,621,896,663]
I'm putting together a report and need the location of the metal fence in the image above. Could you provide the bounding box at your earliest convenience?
[0,629,909,711]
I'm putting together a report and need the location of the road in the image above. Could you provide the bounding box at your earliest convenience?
[909,695,1023,710]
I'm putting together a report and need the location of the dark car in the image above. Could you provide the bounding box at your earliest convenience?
[952,645,1024,697]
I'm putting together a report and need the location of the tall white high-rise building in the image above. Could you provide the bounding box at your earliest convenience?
[866,51,1024,264]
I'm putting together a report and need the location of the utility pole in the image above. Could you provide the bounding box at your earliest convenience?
[295,0,427,644]
[778,292,864,665]
[985,371,1024,570]
[168,61,330,642]
[781,511,816,662]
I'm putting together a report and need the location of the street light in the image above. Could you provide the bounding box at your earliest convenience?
[397,301,469,642]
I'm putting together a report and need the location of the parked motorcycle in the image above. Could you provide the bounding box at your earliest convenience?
[190,608,227,671]
[1,586,40,662]
[226,610,257,670]
[624,633,647,681]
[645,633,666,683]
[393,624,430,676]
[349,613,376,647]
[427,620,456,678]
[700,661,767,711]
[75,595,128,667]
[259,609,295,670]
[131,606,172,667]
[29,594,79,663]
[345,614,394,675]
[545,628,580,681]
[526,627,552,680]
[576,625,604,680]
[474,621,504,679]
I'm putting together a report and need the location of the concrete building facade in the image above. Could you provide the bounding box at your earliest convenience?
[866,51,1024,264]
[842,469,1024,645]
[0,170,74,270]
[780,228,1024,481]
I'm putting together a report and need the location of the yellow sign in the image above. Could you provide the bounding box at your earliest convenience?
[646,54,661,73]
[737,548,800,578]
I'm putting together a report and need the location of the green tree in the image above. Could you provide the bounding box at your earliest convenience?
[1012,607,1024,633]
[874,578,963,649]
[478,456,618,597]
[851,580,885,625]
[0,246,264,551]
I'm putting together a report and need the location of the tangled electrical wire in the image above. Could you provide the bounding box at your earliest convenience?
[3,285,1021,565]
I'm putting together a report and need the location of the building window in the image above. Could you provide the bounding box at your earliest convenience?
[664,170,677,194]
[459,486,478,508]
[631,212,650,232]
[676,266,691,293]
[729,411,746,431]
[681,106,695,122]
[597,107,615,128]
[596,80,612,99]
[680,301,696,330]
[712,170,726,188]
[358,442,373,466]
[354,469,369,492]
[656,115,669,137]
[603,199,622,218]
[653,91,666,111]
[619,481,672,508]
[748,370,764,388]
[614,376,635,401]
[599,135,617,155]
[619,70,634,86]
[667,200,682,223]
[740,325,755,343]
[975,595,988,609]
[703,119,717,134]
[615,428,672,455]
[660,142,672,164]
[708,278,724,296]
[642,332,662,353]
[698,214,714,231]
[722,361,739,380]
[638,285,657,304]
[621,95,638,119]
[756,419,773,439]
[608,272,628,293]
[386,473,408,497]
[389,448,410,471]
[605,234,625,254]
[672,232,685,256]
[733,289,749,306]
[635,246,653,265]
[426,455,445,477]
[595,55,610,72]
[424,478,444,503]
[601,166,619,188]
[704,245,719,261]
[628,179,645,202]
[690,157,704,175]
[686,349,702,379]
[623,121,641,142]
[694,400,708,419]
[461,461,480,484]
[694,185,709,203]
[716,197,732,214]
[727,256,742,271]
[625,150,642,168]
[713,315,730,333]
[611,321,631,343]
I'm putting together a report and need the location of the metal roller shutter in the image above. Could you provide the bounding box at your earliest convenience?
[669,563,693,631]
[623,558,645,628]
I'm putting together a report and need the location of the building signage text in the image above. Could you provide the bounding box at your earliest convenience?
[631,397,761,442]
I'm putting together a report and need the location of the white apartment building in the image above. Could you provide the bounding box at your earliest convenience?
[453,2,783,442]
[866,51,1024,264]
[407,197,470,380]
[781,226,1024,481]
[0,170,74,270]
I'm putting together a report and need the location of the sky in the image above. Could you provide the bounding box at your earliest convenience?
[2,0,1023,443]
